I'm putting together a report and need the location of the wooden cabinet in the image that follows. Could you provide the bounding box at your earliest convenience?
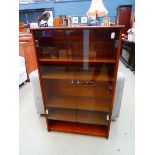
[31,26,123,138]
[115,5,132,35]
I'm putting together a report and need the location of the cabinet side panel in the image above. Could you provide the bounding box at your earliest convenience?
[107,29,123,138]
[31,30,50,131]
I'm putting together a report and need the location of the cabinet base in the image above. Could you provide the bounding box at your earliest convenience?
[48,120,108,138]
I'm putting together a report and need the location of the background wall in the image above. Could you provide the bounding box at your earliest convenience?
[19,0,135,22]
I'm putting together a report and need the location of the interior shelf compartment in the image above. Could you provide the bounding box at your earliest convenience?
[46,95,111,112]
[48,120,108,137]
[47,108,109,125]
[77,110,109,125]
[47,108,76,122]
[73,83,112,98]
[41,72,114,82]
[76,97,111,112]
[40,65,76,80]
[40,65,115,82]
[42,79,112,99]
[46,96,76,110]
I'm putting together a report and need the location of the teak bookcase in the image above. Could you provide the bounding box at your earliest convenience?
[31,26,123,138]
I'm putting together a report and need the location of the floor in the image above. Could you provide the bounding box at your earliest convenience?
[19,61,135,155]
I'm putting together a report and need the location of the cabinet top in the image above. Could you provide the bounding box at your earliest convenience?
[30,25,124,31]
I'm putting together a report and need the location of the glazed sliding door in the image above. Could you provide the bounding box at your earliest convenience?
[34,29,83,123]
[76,29,117,126]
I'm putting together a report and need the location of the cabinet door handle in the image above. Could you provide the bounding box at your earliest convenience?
[77,80,80,84]
[71,80,74,84]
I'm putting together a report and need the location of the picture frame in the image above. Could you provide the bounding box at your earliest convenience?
[103,17,110,26]
[81,17,87,24]
[63,17,72,26]
[72,17,79,24]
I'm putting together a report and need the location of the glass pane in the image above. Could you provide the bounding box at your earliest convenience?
[77,110,109,125]
[34,29,83,122]
[76,29,117,125]
[47,108,76,122]
[34,29,83,63]
[76,63,113,114]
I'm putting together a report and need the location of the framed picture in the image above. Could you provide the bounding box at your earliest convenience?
[63,17,71,26]
[72,17,79,24]
[81,17,87,24]
[103,17,110,26]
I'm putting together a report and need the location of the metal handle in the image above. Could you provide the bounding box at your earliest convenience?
[77,80,80,84]
[71,80,74,84]
[71,80,80,84]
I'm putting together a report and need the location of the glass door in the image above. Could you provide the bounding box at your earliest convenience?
[76,62,114,125]
[76,29,116,126]
[40,64,77,122]
[35,29,82,122]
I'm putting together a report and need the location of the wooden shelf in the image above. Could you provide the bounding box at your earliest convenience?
[41,72,114,82]
[39,57,116,64]
[46,96,111,112]
[41,71,75,80]
[39,57,78,64]
[48,120,108,137]
[47,108,76,122]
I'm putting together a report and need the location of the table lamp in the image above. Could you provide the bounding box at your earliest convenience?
[87,0,108,25]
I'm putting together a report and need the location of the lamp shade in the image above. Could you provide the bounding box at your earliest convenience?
[87,0,108,16]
